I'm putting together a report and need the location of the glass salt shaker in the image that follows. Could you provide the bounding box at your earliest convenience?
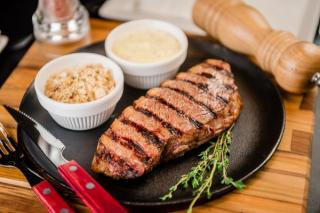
[32,0,90,44]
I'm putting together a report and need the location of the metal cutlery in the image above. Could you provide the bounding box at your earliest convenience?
[0,122,74,213]
[4,105,128,213]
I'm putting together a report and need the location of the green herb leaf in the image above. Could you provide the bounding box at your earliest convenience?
[160,125,245,212]
[232,180,246,190]
[221,177,233,185]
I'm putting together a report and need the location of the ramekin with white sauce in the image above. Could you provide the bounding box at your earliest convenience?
[105,19,188,89]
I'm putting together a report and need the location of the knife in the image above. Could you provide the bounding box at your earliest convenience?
[0,121,74,213]
[4,105,128,213]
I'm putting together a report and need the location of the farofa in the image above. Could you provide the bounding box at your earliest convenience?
[45,64,115,103]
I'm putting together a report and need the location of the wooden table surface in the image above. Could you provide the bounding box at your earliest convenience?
[0,18,316,213]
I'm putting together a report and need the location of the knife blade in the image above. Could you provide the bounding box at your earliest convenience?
[4,106,67,166]
[0,121,74,213]
[4,105,128,213]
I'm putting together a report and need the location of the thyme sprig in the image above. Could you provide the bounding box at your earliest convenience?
[160,126,245,213]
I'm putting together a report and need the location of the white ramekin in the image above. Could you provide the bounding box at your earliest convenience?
[105,19,188,89]
[34,53,124,130]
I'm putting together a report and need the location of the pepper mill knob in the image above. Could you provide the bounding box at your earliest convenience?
[193,0,320,94]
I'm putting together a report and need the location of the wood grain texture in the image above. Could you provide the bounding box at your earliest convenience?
[291,130,312,155]
[193,0,320,94]
[0,18,316,213]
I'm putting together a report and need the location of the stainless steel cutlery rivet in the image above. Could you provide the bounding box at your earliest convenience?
[60,208,69,213]
[69,165,77,172]
[85,182,95,189]
[43,188,51,195]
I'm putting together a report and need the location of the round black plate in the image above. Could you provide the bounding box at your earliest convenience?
[18,38,285,210]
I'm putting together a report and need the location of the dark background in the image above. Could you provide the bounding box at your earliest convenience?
[0,0,105,87]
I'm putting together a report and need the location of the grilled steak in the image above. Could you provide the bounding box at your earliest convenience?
[91,59,242,179]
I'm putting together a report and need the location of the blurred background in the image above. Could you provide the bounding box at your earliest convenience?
[0,0,320,87]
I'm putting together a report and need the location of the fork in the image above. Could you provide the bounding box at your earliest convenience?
[0,122,74,213]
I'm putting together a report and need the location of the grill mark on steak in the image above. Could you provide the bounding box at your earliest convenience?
[200,72,215,79]
[133,97,196,136]
[198,70,233,82]
[92,136,144,178]
[110,119,160,166]
[180,79,209,91]
[121,119,164,149]
[101,150,140,178]
[192,68,236,90]
[210,65,223,71]
[120,107,174,142]
[195,65,233,78]
[147,88,214,127]
[176,72,208,86]
[177,72,232,104]
[164,87,217,118]
[217,95,229,104]
[134,108,182,136]
[188,61,237,91]
[178,72,233,93]
[106,130,149,163]
[148,96,203,129]
[161,80,226,116]
[181,77,231,104]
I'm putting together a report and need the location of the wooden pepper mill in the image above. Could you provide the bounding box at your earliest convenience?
[193,0,320,94]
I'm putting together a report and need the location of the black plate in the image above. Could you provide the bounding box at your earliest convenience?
[18,38,285,210]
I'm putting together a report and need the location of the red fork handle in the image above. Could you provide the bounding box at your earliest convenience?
[32,180,74,213]
[58,160,128,213]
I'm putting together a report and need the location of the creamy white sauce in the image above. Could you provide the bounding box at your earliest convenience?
[112,29,181,63]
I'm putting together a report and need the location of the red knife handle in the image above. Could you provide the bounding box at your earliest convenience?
[58,160,128,213]
[32,180,74,213]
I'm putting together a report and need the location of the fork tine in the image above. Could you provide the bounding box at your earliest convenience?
[3,135,16,151]
[0,139,9,155]
[1,138,15,154]
[0,135,15,152]
[0,122,15,153]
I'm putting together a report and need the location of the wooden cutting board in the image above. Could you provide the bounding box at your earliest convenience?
[0,18,316,213]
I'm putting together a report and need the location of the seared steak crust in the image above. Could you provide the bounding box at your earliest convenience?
[92,59,242,179]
